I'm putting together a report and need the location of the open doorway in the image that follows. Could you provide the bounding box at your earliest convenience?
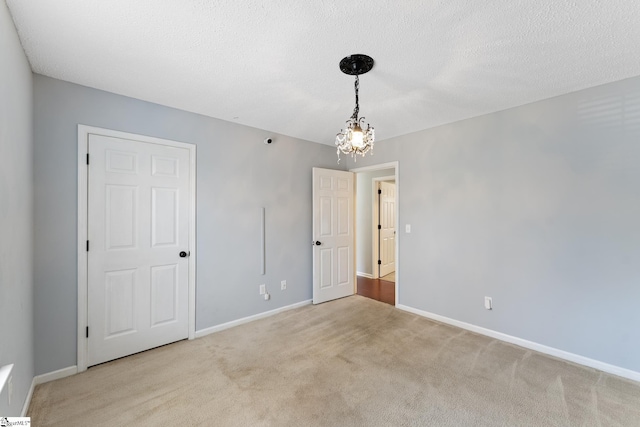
[351,162,399,306]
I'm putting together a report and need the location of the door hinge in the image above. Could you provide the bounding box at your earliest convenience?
[378,224,382,230]
[86,326,89,338]
[86,240,89,251]
[86,153,89,165]
[378,260,382,265]
[378,189,382,194]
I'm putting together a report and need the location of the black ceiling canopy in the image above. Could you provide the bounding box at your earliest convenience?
[339,54,374,76]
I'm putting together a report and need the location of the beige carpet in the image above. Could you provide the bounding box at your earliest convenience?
[28,296,640,426]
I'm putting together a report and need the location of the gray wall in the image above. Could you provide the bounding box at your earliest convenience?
[347,76,640,373]
[33,75,343,375]
[355,168,394,276]
[0,0,35,415]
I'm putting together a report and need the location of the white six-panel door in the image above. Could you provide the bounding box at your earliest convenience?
[379,181,396,277]
[87,134,190,366]
[312,168,355,304]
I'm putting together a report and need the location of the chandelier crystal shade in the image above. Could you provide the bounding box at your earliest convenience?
[335,55,375,163]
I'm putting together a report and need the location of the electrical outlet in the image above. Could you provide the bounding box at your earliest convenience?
[484,296,492,310]
[8,375,13,406]
[259,284,266,295]
[264,293,270,301]
[281,280,287,290]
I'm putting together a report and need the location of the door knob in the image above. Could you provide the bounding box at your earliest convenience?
[179,251,188,258]
[314,241,321,246]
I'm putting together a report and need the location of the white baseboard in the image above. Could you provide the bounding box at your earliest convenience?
[195,299,312,339]
[33,365,78,386]
[21,377,35,417]
[397,304,640,383]
[21,365,77,416]
[356,272,373,279]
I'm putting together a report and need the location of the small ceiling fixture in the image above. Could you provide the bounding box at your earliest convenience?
[335,54,375,163]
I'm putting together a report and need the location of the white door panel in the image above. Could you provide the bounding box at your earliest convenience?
[88,134,190,366]
[379,181,396,277]
[312,168,355,304]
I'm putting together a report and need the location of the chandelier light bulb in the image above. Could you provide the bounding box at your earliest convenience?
[351,125,364,148]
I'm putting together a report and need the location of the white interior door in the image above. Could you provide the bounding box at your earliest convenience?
[312,168,355,304]
[379,181,396,277]
[87,134,190,366]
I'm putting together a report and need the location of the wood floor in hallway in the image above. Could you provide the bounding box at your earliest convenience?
[356,275,395,305]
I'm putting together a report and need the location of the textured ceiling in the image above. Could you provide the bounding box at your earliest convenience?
[6,0,640,145]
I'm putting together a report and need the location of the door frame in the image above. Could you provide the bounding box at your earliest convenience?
[76,125,197,373]
[372,176,395,279]
[350,161,399,306]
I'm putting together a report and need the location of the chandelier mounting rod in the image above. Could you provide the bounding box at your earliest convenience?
[352,75,359,120]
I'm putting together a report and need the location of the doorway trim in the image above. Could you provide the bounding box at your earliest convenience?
[350,161,399,306]
[76,125,197,373]
[371,176,395,279]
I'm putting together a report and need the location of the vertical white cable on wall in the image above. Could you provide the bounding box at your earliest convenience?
[260,207,266,275]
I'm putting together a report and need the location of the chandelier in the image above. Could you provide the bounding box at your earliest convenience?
[335,54,375,163]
